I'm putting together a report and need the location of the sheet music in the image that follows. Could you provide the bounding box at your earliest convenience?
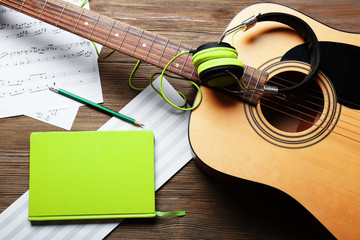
[25,107,79,130]
[0,77,194,239]
[0,0,103,121]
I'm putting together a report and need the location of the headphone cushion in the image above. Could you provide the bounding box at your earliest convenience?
[197,58,244,75]
[192,45,244,87]
[192,47,238,68]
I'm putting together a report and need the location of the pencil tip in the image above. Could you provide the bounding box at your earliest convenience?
[48,85,59,92]
[134,120,144,127]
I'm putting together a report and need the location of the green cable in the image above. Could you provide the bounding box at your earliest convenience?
[128,60,145,91]
[149,72,187,108]
[231,28,243,47]
[80,0,87,8]
[81,0,201,110]
[91,41,116,59]
[155,210,185,217]
[129,60,187,108]
[129,52,203,111]
[231,29,257,92]
[158,51,202,111]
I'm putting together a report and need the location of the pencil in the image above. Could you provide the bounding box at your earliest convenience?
[48,86,144,127]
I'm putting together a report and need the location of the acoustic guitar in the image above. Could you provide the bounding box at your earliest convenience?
[189,3,360,240]
[0,1,359,239]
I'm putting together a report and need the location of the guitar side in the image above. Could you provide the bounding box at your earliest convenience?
[189,3,360,240]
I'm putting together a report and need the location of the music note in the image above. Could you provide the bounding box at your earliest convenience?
[34,109,58,122]
[0,1,103,121]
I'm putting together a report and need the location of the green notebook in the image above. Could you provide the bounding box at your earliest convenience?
[28,130,155,221]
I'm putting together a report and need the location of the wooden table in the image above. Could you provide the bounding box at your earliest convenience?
[0,0,359,239]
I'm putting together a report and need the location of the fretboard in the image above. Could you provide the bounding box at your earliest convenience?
[0,0,265,104]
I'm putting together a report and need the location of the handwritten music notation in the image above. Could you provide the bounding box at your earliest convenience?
[34,109,58,122]
[0,41,91,59]
[0,0,103,119]
[0,67,97,98]
[0,20,45,30]
[0,26,66,40]
[0,48,93,68]
[1,67,96,86]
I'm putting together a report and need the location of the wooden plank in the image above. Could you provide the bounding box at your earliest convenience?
[0,0,359,239]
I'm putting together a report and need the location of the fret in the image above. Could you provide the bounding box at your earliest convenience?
[147,35,173,67]
[171,44,192,76]
[131,29,144,57]
[89,13,100,39]
[250,70,264,102]
[118,24,130,52]
[180,46,198,81]
[243,66,255,101]
[144,34,156,63]
[179,48,191,76]
[157,38,169,67]
[159,40,183,72]
[148,35,169,65]
[237,65,248,99]
[103,21,127,51]
[103,18,116,46]
[37,0,48,19]
[131,31,158,64]
[119,25,143,56]
[55,1,68,27]
[249,70,262,103]
[88,14,118,46]
[246,66,255,88]
[18,0,26,12]
[190,65,197,81]
[73,9,101,40]
[72,8,85,33]
[167,42,181,70]
[239,66,266,104]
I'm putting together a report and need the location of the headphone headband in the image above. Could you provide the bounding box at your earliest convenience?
[256,13,321,94]
[192,12,321,94]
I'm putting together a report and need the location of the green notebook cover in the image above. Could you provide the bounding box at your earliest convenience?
[28,130,155,221]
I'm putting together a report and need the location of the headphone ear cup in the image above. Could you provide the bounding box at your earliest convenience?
[192,44,244,87]
[199,59,244,87]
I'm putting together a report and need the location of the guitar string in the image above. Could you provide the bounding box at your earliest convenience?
[259,101,360,143]
[4,0,360,142]
[264,75,360,125]
[4,0,360,105]
[268,73,360,113]
[257,77,360,137]
[0,0,210,82]
[3,0,202,111]
[261,96,360,133]
[263,79,355,118]
[259,96,360,138]
[5,0,358,110]
[236,65,360,135]
[2,0,354,108]
[226,70,360,143]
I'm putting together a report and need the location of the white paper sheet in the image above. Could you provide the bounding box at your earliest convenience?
[0,0,103,122]
[25,107,79,130]
[0,77,194,239]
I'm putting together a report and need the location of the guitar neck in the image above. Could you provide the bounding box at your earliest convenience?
[0,0,264,104]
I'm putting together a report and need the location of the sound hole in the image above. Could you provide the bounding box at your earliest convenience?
[260,71,324,133]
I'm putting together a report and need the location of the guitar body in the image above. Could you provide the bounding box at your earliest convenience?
[189,3,360,240]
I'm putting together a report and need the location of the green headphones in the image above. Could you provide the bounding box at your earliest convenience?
[191,12,321,94]
[191,42,244,87]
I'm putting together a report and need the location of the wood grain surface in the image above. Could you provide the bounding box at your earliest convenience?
[0,0,359,239]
